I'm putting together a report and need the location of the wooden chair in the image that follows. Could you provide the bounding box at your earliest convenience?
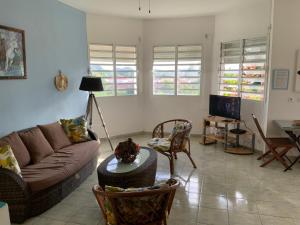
[92,179,179,225]
[150,119,197,175]
[252,114,297,171]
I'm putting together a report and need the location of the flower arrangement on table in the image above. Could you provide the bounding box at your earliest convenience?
[114,138,141,163]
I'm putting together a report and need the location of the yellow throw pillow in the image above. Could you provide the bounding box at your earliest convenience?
[0,145,22,177]
[60,117,90,143]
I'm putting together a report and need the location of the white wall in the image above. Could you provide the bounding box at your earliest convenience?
[86,3,272,141]
[211,1,271,150]
[87,15,215,136]
[142,16,215,134]
[87,14,144,137]
[267,0,300,138]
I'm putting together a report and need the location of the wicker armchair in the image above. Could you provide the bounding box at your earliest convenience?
[92,179,179,225]
[150,119,197,175]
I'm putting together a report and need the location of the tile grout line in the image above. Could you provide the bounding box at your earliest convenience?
[257,212,264,225]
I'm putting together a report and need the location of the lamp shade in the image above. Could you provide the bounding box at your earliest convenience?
[79,76,104,92]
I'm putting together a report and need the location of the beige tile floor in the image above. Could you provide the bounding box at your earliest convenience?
[15,134,300,225]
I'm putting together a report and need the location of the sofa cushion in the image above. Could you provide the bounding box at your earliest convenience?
[19,128,54,164]
[38,122,72,151]
[0,132,31,168]
[148,138,171,152]
[56,140,100,174]
[0,139,5,146]
[21,140,100,192]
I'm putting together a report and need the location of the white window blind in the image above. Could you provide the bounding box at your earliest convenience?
[90,44,114,97]
[116,46,137,96]
[177,46,202,96]
[242,38,267,100]
[219,41,241,97]
[153,45,202,96]
[89,44,138,97]
[153,46,176,95]
[219,37,267,101]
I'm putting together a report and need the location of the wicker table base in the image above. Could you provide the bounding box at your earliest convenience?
[97,147,157,189]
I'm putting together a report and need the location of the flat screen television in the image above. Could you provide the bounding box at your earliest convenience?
[209,95,241,120]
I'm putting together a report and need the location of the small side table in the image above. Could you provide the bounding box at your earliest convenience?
[0,201,11,225]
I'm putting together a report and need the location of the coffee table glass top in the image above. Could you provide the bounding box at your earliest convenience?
[106,148,150,173]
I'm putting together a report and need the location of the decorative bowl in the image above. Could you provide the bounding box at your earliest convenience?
[114,138,140,164]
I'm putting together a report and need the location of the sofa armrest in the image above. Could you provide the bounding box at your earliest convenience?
[88,129,99,141]
[0,168,30,203]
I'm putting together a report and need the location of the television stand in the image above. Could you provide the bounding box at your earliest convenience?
[230,128,246,135]
[200,116,255,155]
[222,119,233,123]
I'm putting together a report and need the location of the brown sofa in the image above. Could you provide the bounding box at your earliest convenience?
[0,122,100,223]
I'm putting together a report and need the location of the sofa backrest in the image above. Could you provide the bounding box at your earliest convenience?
[0,132,31,168]
[19,127,54,164]
[0,122,74,167]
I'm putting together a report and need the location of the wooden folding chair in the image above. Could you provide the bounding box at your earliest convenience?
[252,114,297,171]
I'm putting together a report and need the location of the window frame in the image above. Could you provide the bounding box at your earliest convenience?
[89,43,138,97]
[152,44,202,96]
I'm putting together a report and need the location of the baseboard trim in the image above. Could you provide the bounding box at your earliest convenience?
[100,131,202,140]
[100,131,146,141]
[101,131,263,154]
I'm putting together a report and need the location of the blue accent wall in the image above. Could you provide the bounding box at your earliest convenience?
[0,0,88,136]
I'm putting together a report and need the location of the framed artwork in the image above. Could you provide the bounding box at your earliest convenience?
[272,69,289,90]
[0,25,26,79]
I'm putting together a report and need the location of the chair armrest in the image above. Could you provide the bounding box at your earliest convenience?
[152,123,164,138]
[166,179,179,214]
[92,185,107,222]
[152,119,190,138]
[169,131,189,152]
[0,168,31,203]
[88,129,99,141]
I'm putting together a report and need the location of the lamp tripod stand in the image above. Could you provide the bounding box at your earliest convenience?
[85,93,114,152]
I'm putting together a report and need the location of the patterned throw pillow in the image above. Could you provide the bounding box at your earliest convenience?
[104,185,155,225]
[60,117,90,143]
[0,145,22,177]
[103,186,123,225]
[168,122,189,141]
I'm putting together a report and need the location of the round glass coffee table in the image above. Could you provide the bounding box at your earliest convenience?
[97,147,157,189]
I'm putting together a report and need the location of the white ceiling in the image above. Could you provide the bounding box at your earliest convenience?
[59,0,266,19]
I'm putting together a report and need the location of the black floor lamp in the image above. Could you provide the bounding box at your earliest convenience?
[79,76,114,151]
